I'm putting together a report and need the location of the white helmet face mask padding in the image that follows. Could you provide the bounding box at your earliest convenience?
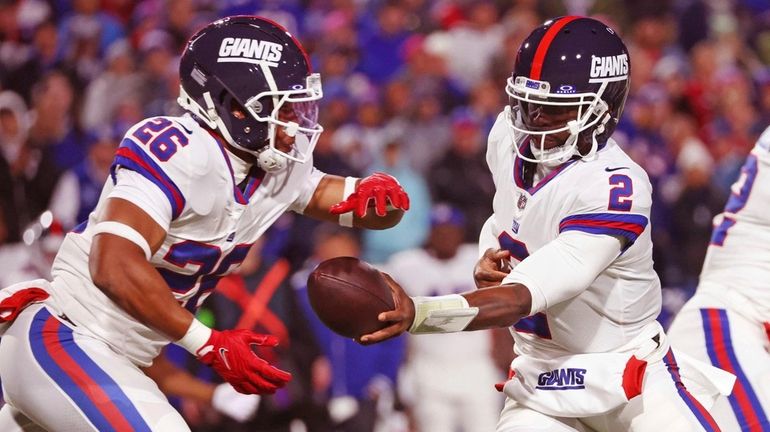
[505,76,612,167]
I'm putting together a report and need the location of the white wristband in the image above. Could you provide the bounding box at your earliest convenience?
[92,221,153,260]
[339,176,357,227]
[408,294,479,334]
[175,318,213,355]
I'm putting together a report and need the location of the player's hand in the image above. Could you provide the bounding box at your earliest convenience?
[196,329,292,395]
[329,172,410,218]
[359,272,414,345]
[474,248,512,288]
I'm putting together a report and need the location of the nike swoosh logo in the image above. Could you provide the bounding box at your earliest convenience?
[604,166,629,172]
[174,120,193,135]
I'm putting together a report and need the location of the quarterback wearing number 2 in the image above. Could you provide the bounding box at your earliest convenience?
[0,16,408,432]
[363,16,734,432]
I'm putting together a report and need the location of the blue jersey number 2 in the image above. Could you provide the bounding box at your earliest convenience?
[608,174,633,211]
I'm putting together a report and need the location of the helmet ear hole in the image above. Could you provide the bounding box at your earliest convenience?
[229,98,247,120]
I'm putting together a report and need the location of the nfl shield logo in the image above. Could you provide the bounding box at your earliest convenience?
[517,193,527,210]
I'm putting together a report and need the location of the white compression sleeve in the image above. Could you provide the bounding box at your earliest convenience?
[502,231,623,315]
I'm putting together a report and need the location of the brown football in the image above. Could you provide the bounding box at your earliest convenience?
[307,256,395,339]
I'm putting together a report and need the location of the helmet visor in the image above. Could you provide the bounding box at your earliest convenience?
[279,100,319,132]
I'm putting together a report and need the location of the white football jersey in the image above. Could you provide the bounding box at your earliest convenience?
[485,112,661,357]
[49,115,323,365]
[698,126,770,318]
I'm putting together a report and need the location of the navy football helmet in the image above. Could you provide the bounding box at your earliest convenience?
[506,16,630,166]
[178,16,323,172]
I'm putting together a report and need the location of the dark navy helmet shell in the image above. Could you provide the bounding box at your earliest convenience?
[505,16,630,166]
[178,16,323,172]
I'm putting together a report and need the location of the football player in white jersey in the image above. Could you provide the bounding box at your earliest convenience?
[667,126,770,431]
[0,16,409,432]
[361,16,733,432]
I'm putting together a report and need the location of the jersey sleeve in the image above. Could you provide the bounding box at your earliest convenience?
[478,214,501,258]
[485,111,509,188]
[558,167,652,250]
[502,230,623,314]
[288,167,325,214]
[110,117,202,220]
[108,169,173,230]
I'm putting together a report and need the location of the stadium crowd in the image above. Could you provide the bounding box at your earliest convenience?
[1,0,770,430]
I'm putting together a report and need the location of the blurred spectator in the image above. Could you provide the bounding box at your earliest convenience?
[467,78,505,134]
[28,70,97,171]
[385,204,503,432]
[0,89,61,243]
[357,1,411,84]
[669,139,726,288]
[428,110,495,242]
[332,98,392,173]
[424,1,504,92]
[81,39,143,131]
[387,91,452,175]
[398,33,463,109]
[48,127,119,230]
[0,16,59,102]
[58,0,125,56]
[363,140,431,264]
[295,226,407,432]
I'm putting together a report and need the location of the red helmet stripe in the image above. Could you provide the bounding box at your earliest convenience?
[530,16,581,80]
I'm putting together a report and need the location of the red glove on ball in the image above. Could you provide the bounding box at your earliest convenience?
[329,172,410,218]
[196,329,292,395]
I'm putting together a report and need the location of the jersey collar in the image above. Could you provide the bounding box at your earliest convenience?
[513,140,578,194]
[207,129,265,204]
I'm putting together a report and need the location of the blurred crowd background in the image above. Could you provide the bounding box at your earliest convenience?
[1,0,770,431]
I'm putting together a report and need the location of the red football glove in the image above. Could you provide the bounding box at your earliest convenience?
[196,329,292,395]
[329,172,410,218]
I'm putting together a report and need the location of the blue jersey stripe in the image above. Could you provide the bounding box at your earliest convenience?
[110,139,185,218]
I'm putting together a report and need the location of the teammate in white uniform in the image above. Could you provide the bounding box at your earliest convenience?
[0,16,409,432]
[667,126,770,431]
[362,16,732,432]
[386,204,502,432]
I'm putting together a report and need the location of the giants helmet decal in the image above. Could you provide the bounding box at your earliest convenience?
[178,16,323,172]
[506,16,630,166]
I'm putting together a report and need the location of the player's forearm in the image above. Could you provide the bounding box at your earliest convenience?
[462,284,532,331]
[90,237,194,340]
[305,174,405,229]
